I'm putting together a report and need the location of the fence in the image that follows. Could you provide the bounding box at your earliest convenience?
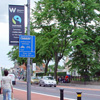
[71,76,100,83]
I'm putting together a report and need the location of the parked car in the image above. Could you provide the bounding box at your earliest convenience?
[8,74,16,85]
[39,76,56,87]
[0,67,2,94]
[31,76,40,84]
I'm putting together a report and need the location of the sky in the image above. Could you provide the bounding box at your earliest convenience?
[0,0,37,69]
[0,0,65,69]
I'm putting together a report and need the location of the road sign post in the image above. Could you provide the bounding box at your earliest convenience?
[27,0,31,100]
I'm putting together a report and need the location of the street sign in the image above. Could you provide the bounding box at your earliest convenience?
[33,63,36,71]
[19,35,35,57]
[9,5,25,45]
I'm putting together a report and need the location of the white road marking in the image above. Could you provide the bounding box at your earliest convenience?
[83,93,100,97]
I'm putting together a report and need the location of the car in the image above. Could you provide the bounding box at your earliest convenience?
[8,74,16,85]
[39,76,56,87]
[31,76,40,84]
[0,67,2,94]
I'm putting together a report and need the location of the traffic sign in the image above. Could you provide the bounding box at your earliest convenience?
[19,35,35,57]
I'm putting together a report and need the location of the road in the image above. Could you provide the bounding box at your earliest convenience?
[13,80,100,100]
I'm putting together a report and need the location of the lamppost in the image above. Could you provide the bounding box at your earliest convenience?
[27,0,31,100]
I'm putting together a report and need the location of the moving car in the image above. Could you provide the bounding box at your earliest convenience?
[31,76,40,84]
[39,76,56,87]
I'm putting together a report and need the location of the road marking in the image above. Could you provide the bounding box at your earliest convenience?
[64,90,100,97]
[83,93,100,97]
[14,88,76,100]
[57,86,100,91]
[17,80,100,92]
[17,81,100,98]
[17,80,100,91]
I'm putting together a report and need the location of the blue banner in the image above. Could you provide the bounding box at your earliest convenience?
[9,5,25,45]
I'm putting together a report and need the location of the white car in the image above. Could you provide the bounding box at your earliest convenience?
[39,76,56,87]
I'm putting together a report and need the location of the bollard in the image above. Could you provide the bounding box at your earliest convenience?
[77,92,82,100]
[60,89,64,100]
[0,88,1,94]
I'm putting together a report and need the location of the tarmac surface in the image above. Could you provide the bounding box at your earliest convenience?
[0,80,100,100]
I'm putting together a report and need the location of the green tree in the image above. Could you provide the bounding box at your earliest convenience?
[31,31,53,75]
[31,0,70,80]
[8,0,100,81]
[7,46,27,65]
[66,0,100,80]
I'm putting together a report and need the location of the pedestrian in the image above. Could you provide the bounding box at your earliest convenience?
[1,69,13,100]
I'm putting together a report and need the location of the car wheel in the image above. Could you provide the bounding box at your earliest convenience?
[39,83,41,86]
[43,84,45,87]
[54,85,56,87]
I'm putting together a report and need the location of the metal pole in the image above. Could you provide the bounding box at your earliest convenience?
[31,59,33,76]
[27,58,31,100]
[27,0,31,100]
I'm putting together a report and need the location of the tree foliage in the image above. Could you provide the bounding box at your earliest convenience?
[66,0,100,78]
[7,46,27,65]
[7,0,100,81]
[31,0,70,80]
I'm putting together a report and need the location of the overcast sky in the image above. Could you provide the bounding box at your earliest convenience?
[0,0,38,69]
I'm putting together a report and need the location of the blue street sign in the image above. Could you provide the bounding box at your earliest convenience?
[19,35,35,58]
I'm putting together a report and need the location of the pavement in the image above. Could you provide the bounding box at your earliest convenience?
[0,94,3,100]
[0,94,17,100]
[58,82,100,89]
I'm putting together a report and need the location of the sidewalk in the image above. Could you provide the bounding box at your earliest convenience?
[58,82,100,89]
[0,94,17,100]
[0,94,3,100]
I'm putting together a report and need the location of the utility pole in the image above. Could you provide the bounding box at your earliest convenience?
[27,0,31,100]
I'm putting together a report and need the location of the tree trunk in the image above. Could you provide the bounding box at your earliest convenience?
[54,53,58,81]
[44,61,49,75]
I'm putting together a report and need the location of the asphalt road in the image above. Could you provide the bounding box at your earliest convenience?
[13,81,100,100]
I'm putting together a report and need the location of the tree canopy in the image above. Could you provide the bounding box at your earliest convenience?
[7,0,100,80]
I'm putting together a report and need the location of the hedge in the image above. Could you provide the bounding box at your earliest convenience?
[36,72,66,77]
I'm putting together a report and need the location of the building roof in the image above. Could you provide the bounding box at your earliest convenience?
[19,63,26,70]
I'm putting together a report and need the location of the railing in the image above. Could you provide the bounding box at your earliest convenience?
[71,76,100,82]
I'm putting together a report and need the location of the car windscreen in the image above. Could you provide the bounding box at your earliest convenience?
[45,77,54,80]
[32,77,38,79]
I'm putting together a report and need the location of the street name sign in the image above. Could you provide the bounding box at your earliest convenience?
[19,35,35,57]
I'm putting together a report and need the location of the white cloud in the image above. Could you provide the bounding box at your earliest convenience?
[0,23,9,40]
[0,0,27,23]
[0,0,38,23]
[0,23,13,69]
